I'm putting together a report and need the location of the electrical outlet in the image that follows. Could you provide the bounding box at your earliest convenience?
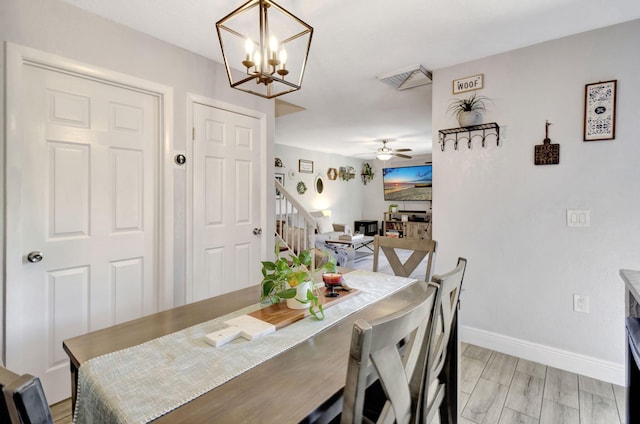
[573,294,590,313]
[567,209,590,227]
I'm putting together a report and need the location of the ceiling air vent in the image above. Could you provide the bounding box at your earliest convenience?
[377,65,432,90]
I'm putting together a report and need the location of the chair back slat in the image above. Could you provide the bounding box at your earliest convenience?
[421,257,468,424]
[341,283,437,424]
[373,236,437,282]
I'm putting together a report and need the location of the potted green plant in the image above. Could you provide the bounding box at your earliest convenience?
[361,163,374,185]
[447,93,492,127]
[388,204,398,213]
[261,246,337,320]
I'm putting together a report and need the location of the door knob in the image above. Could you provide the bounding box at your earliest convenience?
[253,228,262,236]
[27,251,43,263]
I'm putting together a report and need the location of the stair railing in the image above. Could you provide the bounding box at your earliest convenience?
[274,179,317,263]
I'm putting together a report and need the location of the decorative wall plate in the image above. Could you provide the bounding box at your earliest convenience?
[315,176,324,194]
[288,169,296,179]
[297,181,307,194]
[327,168,338,180]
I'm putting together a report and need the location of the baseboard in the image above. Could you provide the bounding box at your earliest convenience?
[460,325,625,386]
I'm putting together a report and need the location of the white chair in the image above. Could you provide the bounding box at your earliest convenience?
[341,282,437,424]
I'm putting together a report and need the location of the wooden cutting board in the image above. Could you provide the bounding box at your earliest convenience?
[249,287,360,329]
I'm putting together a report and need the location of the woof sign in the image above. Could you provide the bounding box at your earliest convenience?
[452,74,484,94]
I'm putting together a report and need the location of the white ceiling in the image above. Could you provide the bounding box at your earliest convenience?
[60,0,640,159]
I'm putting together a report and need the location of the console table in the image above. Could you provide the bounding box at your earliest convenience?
[383,211,432,239]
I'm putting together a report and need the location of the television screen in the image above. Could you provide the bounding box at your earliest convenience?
[383,164,432,201]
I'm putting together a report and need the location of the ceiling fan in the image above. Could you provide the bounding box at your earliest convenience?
[376,139,412,160]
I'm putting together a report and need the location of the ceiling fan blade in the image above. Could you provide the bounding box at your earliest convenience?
[393,148,412,152]
[393,153,413,159]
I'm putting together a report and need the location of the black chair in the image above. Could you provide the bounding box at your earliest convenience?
[2,371,54,424]
[0,366,21,424]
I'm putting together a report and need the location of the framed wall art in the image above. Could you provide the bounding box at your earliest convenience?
[275,173,284,198]
[584,80,617,141]
[298,159,313,173]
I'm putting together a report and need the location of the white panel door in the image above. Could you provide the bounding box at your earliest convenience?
[5,64,159,403]
[191,103,261,302]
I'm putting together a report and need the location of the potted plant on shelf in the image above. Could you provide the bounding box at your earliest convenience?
[447,93,492,127]
[261,245,337,320]
[361,163,374,185]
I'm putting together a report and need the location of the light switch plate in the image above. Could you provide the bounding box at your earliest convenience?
[573,294,590,313]
[567,209,590,227]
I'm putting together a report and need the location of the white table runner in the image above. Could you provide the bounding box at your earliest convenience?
[74,271,417,423]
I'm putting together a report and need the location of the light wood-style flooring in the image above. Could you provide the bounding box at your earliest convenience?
[51,398,72,424]
[459,343,625,424]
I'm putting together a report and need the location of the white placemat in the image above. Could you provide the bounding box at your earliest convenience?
[74,270,417,423]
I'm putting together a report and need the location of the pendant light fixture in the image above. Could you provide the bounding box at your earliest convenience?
[216,0,313,99]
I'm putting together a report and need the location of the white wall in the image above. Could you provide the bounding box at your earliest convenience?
[274,145,433,235]
[0,0,275,356]
[432,19,640,384]
[273,144,364,228]
[361,155,433,225]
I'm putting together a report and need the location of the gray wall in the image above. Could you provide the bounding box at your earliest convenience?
[432,19,640,384]
[0,0,275,357]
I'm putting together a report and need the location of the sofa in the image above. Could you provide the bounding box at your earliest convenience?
[309,212,355,268]
[278,212,355,268]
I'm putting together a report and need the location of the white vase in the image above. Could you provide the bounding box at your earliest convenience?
[458,111,483,127]
[286,280,312,310]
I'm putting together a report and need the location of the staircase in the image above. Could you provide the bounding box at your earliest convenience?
[274,178,317,259]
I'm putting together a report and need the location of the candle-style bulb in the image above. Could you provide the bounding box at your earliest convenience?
[269,36,278,55]
[254,51,261,71]
[279,48,287,65]
[244,38,254,55]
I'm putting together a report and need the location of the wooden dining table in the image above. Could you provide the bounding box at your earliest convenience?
[63,272,454,423]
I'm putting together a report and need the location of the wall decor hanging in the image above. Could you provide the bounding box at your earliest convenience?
[361,163,374,185]
[296,181,307,194]
[534,120,559,165]
[452,74,484,94]
[339,166,356,181]
[275,172,284,198]
[327,168,337,180]
[298,159,313,173]
[314,175,324,194]
[274,157,283,167]
[438,123,500,151]
[584,80,616,141]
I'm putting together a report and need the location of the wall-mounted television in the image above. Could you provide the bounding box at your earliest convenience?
[383,164,432,201]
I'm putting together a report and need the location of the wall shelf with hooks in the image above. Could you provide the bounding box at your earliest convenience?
[438,122,500,151]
